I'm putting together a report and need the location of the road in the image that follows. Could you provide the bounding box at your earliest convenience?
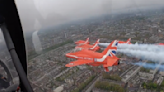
[120,65,136,77]
[82,75,102,92]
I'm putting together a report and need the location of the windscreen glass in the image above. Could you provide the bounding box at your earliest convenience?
[15,0,164,92]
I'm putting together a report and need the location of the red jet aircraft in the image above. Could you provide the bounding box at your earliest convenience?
[75,38,89,45]
[118,38,131,44]
[75,39,100,51]
[65,40,120,72]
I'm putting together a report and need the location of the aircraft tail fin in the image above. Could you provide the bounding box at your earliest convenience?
[83,37,89,44]
[126,38,131,44]
[90,39,99,49]
[85,38,89,42]
[102,40,118,57]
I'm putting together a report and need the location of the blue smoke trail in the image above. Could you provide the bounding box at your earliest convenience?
[132,62,164,71]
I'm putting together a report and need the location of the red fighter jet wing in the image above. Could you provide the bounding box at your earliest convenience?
[65,59,94,67]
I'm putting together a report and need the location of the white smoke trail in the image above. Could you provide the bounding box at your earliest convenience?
[118,43,164,52]
[99,43,164,52]
[117,49,164,63]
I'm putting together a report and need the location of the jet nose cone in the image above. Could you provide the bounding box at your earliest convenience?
[75,41,80,44]
[65,64,71,67]
[65,53,71,57]
[65,53,77,58]
[65,53,71,56]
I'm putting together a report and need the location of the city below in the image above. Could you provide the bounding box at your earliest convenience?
[1,8,164,92]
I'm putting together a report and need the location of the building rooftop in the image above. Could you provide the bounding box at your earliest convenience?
[53,85,64,92]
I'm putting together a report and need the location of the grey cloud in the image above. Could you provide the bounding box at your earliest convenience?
[15,0,164,32]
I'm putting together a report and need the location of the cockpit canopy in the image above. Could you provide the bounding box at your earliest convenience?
[77,43,85,46]
[71,48,82,53]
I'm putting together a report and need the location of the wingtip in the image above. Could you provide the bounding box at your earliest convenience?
[65,62,75,67]
[65,64,71,67]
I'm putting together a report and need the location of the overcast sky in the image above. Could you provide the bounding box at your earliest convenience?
[0,0,164,44]
[14,0,164,32]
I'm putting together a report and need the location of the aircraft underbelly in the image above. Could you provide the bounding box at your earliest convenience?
[88,61,107,66]
[88,62,101,66]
